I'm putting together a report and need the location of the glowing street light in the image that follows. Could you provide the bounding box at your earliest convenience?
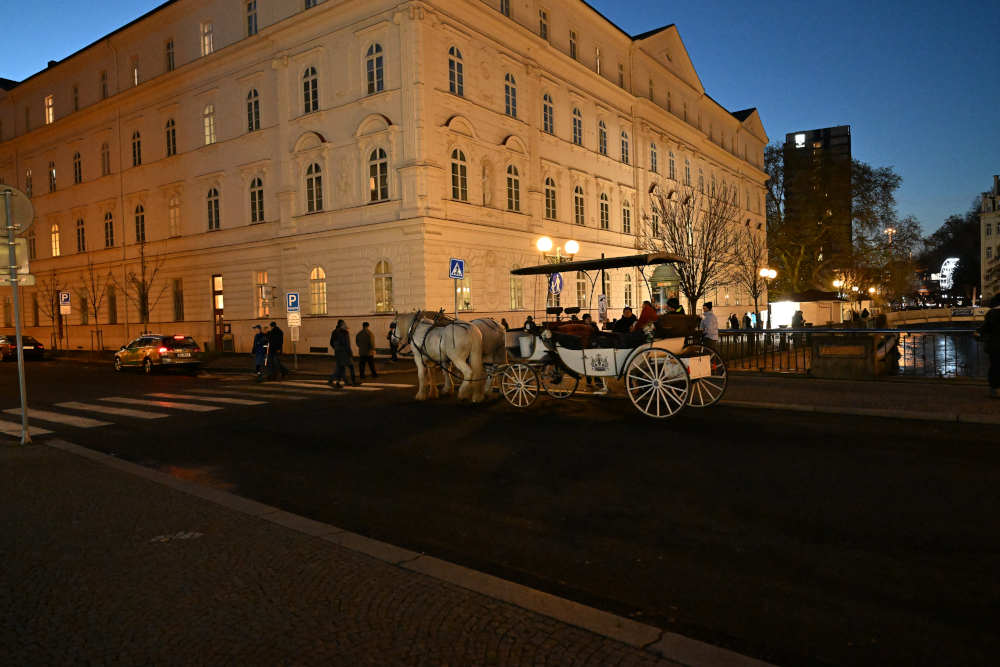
[535,236,579,264]
[868,287,876,295]
[833,279,843,288]
[884,227,897,244]
[564,239,580,255]
[536,236,553,252]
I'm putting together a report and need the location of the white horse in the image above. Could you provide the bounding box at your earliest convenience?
[441,318,507,397]
[392,310,487,403]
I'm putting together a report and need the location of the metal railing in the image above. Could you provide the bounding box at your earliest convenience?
[717,327,986,379]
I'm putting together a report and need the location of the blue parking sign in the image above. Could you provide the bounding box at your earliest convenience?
[286,292,300,313]
[449,258,465,280]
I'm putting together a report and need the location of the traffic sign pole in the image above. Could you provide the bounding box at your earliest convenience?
[4,190,31,445]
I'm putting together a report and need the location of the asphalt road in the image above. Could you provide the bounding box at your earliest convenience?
[2,357,998,667]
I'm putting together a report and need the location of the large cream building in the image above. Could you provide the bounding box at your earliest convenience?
[0,0,768,353]
[982,175,999,302]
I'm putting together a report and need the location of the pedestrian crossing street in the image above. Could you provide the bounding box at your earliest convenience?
[0,378,414,439]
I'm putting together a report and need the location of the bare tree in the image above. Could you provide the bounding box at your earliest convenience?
[641,182,740,312]
[113,239,169,332]
[35,272,65,349]
[77,254,110,349]
[730,221,770,326]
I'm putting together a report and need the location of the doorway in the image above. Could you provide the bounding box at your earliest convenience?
[212,275,224,352]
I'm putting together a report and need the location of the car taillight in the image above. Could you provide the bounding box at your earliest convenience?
[193,347,201,352]
[158,347,169,353]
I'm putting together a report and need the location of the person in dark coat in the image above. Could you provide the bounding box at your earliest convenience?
[251,325,268,377]
[633,300,658,332]
[261,322,288,381]
[861,307,870,319]
[328,321,358,388]
[387,322,399,363]
[742,312,752,329]
[977,292,1000,399]
[356,322,378,380]
[728,313,740,330]
[611,307,636,334]
[665,297,685,315]
[791,310,805,329]
[500,318,509,331]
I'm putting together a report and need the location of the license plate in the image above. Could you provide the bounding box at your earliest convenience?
[22,346,34,349]
[176,352,191,358]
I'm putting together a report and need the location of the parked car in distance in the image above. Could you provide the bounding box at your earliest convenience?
[114,334,202,373]
[0,335,45,361]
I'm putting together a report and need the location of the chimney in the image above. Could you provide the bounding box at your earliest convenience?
[994,174,999,196]
[47,60,57,68]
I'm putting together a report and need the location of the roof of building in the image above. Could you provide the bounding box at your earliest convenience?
[0,78,19,91]
[729,108,757,122]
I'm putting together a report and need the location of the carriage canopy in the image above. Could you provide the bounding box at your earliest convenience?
[509,252,687,276]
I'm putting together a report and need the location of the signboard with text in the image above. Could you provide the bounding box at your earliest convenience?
[287,312,302,327]
[59,291,71,315]
[286,292,300,313]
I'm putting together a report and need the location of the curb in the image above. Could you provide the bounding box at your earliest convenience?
[43,438,774,667]
[719,400,1000,425]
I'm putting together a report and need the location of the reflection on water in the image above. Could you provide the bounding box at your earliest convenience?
[886,331,986,379]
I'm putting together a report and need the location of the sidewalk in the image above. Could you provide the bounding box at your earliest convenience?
[0,441,772,667]
[722,375,1000,424]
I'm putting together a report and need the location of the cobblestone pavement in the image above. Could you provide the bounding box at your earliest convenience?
[0,444,682,667]
[725,375,1000,416]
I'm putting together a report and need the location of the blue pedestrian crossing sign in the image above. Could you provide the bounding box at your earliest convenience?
[549,273,564,295]
[286,292,300,313]
[449,258,465,280]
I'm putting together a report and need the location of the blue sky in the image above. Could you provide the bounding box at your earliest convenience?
[2,0,997,233]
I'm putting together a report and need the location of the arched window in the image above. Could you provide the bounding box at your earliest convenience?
[574,186,585,226]
[310,267,327,315]
[668,151,675,180]
[73,152,82,185]
[134,205,146,243]
[451,149,468,201]
[48,161,57,192]
[598,120,607,155]
[572,108,582,145]
[131,132,142,167]
[600,192,609,230]
[203,105,216,145]
[250,177,264,223]
[302,67,318,113]
[650,143,658,174]
[651,211,660,236]
[504,73,517,118]
[448,47,464,96]
[620,131,629,164]
[698,168,704,193]
[306,163,323,212]
[684,158,691,186]
[542,94,554,134]
[101,143,111,176]
[576,271,588,308]
[207,188,220,230]
[510,263,523,310]
[24,169,32,198]
[247,89,260,132]
[76,219,86,253]
[506,165,520,212]
[103,212,115,248]
[624,274,633,307]
[455,260,472,311]
[544,177,556,220]
[50,223,60,257]
[622,199,631,234]
[369,149,388,202]
[373,261,394,313]
[168,196,180,237]
[166,119,177,156]
[366,45,384,95]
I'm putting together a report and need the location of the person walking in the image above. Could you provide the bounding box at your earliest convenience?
[387,322,399,363]
[728,313,740,330]
[251,325,268,378]
[328,321,358,388]
[356,322,378,380]
[500,318,509,331]
[977,293,1000,399]
[262,322,289,381]
[700,302,719,351]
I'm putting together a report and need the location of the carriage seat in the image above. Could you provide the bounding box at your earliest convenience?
[655,314,701,339]
[551,323,594,350]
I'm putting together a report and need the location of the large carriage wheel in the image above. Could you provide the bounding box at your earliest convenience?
[684,345,728,408]
[540,364,579,399]
[625,348,689,418]
[501,363,540,408]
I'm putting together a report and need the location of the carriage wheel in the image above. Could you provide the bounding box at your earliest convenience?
[501,363,539,408]
[684,345,728,408]
[625,348,689,418]
[540,364,579,399]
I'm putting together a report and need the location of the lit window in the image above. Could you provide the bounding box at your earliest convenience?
[572,108,582,145]
[207,188,220,230]
[130,56,139,86]
[624,274,633,306]
[247,90,260,132]
[369,149,389,202]
[101,143,110,176]
[504,73,517,118]
[73,152,81,184]
[250,177,264,222]
[621,131,629,164]
[595,47,601,75]
[622,199,631,234]
[542,94,554,134]
[576,272,587,308]
[51,224,60,257]
[600,193,609,230]
[539,9,548,40]
[247,1,258,37]
[366,45,384,95]
[650,143,657,173]
[135,205,146,243]
[302,67,318,113]
[131,131,142,166]
[76,219,86,253]
[306,164,323,212]
[203,105,216,145]
[570,30,577,60]
[456,263,472,311]
[48,162,56,192]
[202,21,214,56]
[104,212,115,248]
[451,149,468,201]
[448,47,464,96]
[598,120,607,155]
[510,264,523,310]
[310,267,327,315]
[506,165,520,212]
[574,186,585,226]
[166,119,177,156]
[374,261,394,313]
[544,177,556,220]
[165,40,175,71]
[44,96,54,124]
[168,196,180,237]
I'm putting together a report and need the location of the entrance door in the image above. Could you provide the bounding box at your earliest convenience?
[212,275,224,352]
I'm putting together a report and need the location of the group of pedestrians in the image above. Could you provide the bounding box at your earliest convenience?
[327,321,381,388]
[251,322,289,382]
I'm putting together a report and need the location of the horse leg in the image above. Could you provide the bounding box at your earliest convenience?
[413,352,429,401]
[426,363,440,400]
[440,361,456,396]
[452,357,477,402]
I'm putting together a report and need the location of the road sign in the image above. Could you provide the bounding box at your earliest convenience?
[287,312,301,327]
[0,185,35,234]
[289,325,300,341]
[0,238,29,275]
[59,291,71,315]
[286,291,300,313]
[449,258,465,280]
[598,294,608,322]
[549,272,564,295]
[0,274,35,287]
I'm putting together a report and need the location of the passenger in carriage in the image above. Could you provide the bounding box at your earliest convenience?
[612,307,636,333]
[665,297,685,315]
[633,300,658,332]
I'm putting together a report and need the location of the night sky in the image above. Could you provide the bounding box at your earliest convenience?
[2,0,997,233]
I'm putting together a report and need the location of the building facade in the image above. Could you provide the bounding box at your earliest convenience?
[982,175,999,302]
[0,0,768,352]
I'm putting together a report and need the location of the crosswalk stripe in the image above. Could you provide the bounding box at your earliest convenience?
[146,393,265,406]
[340,386,381,392]
[100,398,221,412]
[272,381,340,390]
[0,418,53,436]
[188,389,306,401]
[346,382,414,388]
[56,402,170,419]
[238,385,336,396]
[4,408,111,428]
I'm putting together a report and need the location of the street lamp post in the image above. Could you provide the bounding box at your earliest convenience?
[884,227,897,244]
[758,267,777,328]
[535,236,578,264]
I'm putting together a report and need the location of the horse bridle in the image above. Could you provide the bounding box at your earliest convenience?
[390,309,422,349]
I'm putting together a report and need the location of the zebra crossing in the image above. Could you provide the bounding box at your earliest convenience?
[0,378,414,440]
